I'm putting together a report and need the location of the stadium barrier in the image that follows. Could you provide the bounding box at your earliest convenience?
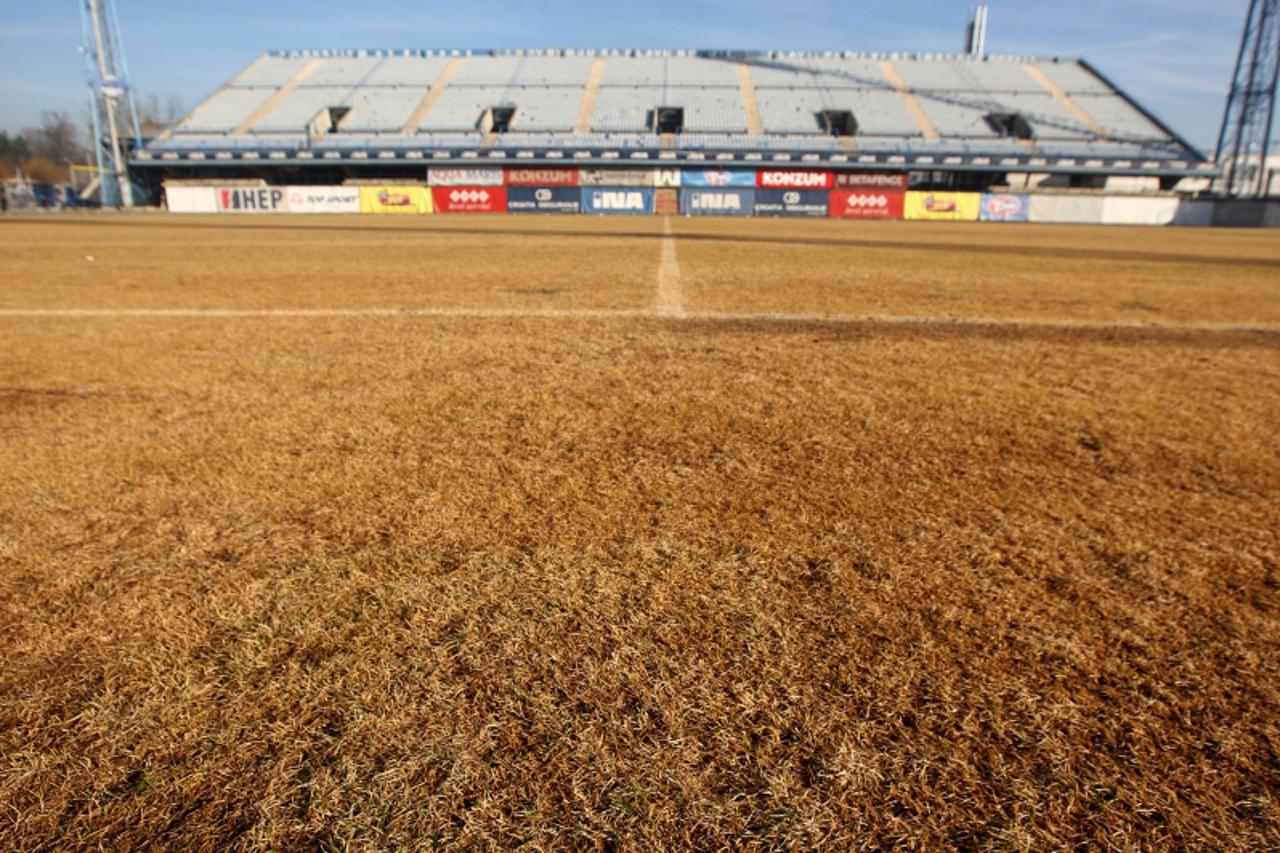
[1100,196,1181,226]
[428,168,504,187]
[829,189,905,220]
[580,187,655,214]
[1171,201,1214,227]
[905,191,981,222]
[680,187,755,216]
[507,186,580,213]
[1028,194,1105,224]
[755,189,829,217]
[286,186,361,214]
[979,193,1030,223]
[164,186,219,213]
[432,186,507,213]
[159,179,1266,227]
[359,186,433,214]
[1212,200,1280,228]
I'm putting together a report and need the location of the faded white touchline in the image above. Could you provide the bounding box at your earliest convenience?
[655,216,684,317]
[0,307,1277,335]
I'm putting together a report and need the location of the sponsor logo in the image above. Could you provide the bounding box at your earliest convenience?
[506,168,577,186]
[923,195,957,213]
[654,169,681,187]
[692,192,742,211]
[379,190,413,207]
[836,172,909,190]
[844,193,890,210]
[591,190,646,211]
[430,168,503,186]
[705,171,734,187]
[535,189,553,202]
[783,192,801,204]
[985,194,1024,217]
[760,171,832,189]
[219,188,285,211]
[449,189,491,204]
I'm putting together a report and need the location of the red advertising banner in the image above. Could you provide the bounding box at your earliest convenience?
[834,172,909,191]
[757,170,834,190]
[431,186,507,213]
[504,167,579,186]
[829,189,906,220]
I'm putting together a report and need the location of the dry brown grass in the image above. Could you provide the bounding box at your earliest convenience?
[0,215,1278,849]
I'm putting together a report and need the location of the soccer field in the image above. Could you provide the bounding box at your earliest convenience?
[1,215,1278,848]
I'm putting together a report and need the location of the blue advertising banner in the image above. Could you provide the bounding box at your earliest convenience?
[507,186,581,213]
[580,187,655,215]
[679,187,755,216]
[681,168,757,188]
[980,193,1030,222]
[753,189,829,217]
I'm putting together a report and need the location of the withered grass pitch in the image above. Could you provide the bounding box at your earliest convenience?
[1,215,1278,849]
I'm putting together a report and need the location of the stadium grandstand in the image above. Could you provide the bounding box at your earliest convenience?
[135,48,1215,193]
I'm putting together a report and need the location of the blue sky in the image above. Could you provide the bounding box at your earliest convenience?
[0,0,1254,151]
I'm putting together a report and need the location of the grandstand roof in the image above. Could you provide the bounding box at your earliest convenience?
[137,49,1212,177]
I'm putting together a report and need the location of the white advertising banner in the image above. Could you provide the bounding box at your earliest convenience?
[1028,195,1105,224]
[428,168,505,186]
[285,186,361,214]
[1101,197,1181,226]
[164,186,219,213]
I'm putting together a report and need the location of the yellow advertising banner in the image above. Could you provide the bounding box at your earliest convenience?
[904,191,981,222]
[359,186,433,214]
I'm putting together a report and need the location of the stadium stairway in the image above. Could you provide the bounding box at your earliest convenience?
[401,58,466,133]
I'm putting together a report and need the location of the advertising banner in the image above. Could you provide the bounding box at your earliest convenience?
[829,189,905,220]
[164,186,219,213]
[979,193,1030,222]
[432,186,507,213]
[286,186,361,214]
[579,169,656,187]
[654,188,679,215]
[580,187,655,214]
[904,191,981,222]
[680,187,755,216]
[1101,196,1180,226]
[757,170,834,190]
[681,168,757,188]
[654,168,682,188]
[217,187,288,213]
[754,189,829,217]
[505,167,578,186]
[359,186,433,214]
[428,168,504,187]
[834,172,909,191]
[1027,194,1104,224]
[507,186,581,213]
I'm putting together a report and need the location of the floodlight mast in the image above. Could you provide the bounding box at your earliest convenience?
[1215,0,1280,197]
[79,0,142,207]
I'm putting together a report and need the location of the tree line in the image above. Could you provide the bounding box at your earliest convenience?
[1,95,184,185]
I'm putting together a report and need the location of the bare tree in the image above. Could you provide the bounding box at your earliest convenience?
[137,94,186,135]
[26,111,88,166]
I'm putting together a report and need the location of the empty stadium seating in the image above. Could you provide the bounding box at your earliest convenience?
[156,48,1197,167]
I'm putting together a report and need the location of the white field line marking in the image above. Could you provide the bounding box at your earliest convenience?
[0,307,1277,335]
[655,216,684,317]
